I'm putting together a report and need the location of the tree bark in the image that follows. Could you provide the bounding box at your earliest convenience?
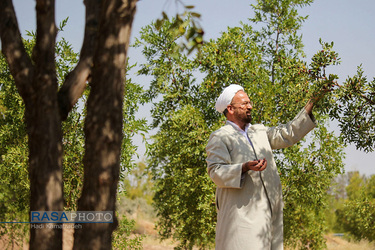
[28,1,64,249]
[0,0,34,103]
[1,0,64,249]
[57,0,101,121]
[73,0,137,249]
[2,0,138,248]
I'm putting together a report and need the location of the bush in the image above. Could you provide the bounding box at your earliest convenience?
[336,197,375,242]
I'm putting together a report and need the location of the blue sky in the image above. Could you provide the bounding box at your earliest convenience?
[12,0,375,176]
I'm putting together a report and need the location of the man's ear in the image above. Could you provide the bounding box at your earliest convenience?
[226,105,235,115]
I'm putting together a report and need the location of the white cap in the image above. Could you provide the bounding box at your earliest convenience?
[215,84,244,113]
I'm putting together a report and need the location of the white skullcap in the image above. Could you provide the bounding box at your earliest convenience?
[215,84,244,113]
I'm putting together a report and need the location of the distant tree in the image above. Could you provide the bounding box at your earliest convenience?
[329,173,349,200]
[123,161,154,204]
[325,173,349,233]
[345,171,365,201]
[325,172,375,241]
[332,172,375,242]
[365,175,375,199]
[336,193,375,241]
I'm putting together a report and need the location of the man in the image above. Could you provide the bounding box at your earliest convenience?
[206,84,320,250]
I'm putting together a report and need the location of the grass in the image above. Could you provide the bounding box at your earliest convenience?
[325,234,375,250]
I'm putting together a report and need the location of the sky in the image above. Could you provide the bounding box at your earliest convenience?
[11,0,375,176]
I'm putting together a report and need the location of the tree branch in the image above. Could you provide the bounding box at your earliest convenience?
[34,0,57,75]
[359,92,375,105]
[73,0,137,247]
[0,0,34,104]
[271,23,280,84]
[57,0,101,121]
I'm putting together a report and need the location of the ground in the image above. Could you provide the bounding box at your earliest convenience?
[1,221,374,250]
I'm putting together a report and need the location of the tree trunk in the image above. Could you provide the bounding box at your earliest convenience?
[0,0,64,249]
[73,0,137,249]
[1,0,137,248]
[28,79,64,250]
[28,1,64,249]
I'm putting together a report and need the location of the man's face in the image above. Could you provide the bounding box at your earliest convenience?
[230,91,253,124]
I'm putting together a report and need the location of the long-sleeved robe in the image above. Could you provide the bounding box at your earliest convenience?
[206,109,317,250]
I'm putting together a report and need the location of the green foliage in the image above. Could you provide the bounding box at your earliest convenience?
[62,109,85,210]
[148,106,216,249]
[122,161,154,204]
[331,173,375,242]
[250,0,313,69]
[135,17,217,248]
[365,175,375,199]
[337,196,375,242]
[0,39,32,248]
[300,17,375,153]
[55,34,85,210]
[120,72,149,183]
[112,214,144,249]
[280,125,344,249]
[345,171,365,201]
[329,66,375,152]
[155,2,203,54]
[196,24,268,125]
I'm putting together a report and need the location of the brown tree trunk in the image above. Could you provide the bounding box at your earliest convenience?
[57,0,101,121]
[0,0,64,249]
[29,1,64,249]
[73,0,137,249]
[28,78,64,250]
[2,0,138,248]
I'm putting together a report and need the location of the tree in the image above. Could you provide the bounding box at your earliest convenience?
[0,28,84,247]
[365,174,375,199]
[325,173,349,233]
[338,197,375,242]
[0,40,30,249]
[326,173,375,241]
[0,21,148,249]
[345,171,365,201]
[335,173,375,242]
[0,0,155,248]
[123,161,154,203]
[148,106,217,249]
[134,18,217,249]
[251,0,375,153]
[136,0,346,248]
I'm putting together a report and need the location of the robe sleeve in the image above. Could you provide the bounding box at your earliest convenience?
[267,108,317,149]
[206,132,243,189]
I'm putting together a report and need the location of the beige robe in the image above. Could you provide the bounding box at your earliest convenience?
[206,109,317,250]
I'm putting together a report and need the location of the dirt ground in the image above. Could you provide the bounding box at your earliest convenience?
[1,224,374,250]
[324,234,375,250]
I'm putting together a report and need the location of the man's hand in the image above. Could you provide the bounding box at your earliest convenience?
[242,158,267,173]
[305,81,333,115]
